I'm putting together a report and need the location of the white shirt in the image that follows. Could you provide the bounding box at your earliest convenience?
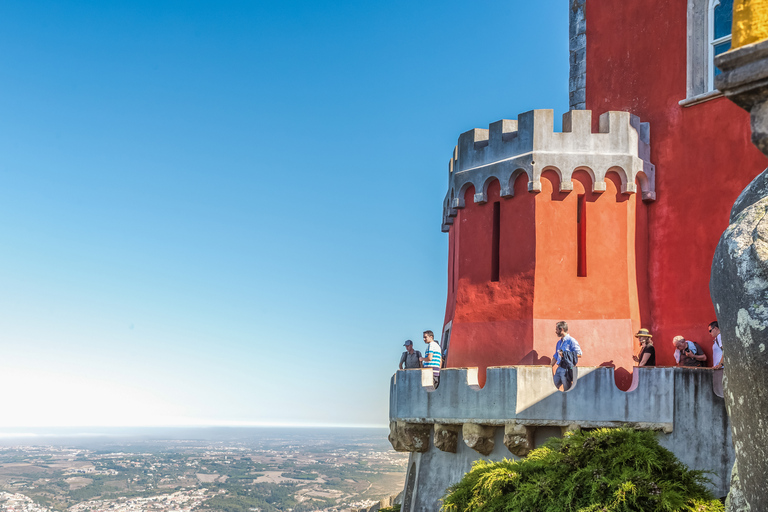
[713,333,723,367]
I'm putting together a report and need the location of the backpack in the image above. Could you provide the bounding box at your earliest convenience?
[686,341,706,367]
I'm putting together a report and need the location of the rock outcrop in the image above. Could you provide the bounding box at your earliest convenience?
[713,37,768,511]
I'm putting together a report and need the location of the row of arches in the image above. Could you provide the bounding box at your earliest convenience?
[447,165,654,212]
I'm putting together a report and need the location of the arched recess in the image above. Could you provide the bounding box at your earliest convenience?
[605,170,630,203]
[573,165,601,193]
[539,166,567,193]
[541,169,569,202]
[605,166,635,194]
[476,176,501,204]
[452,182,476,209]
[505,168,531,197]
[635,170,654,200]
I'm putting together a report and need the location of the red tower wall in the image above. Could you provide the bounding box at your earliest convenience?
[584,0,768,366]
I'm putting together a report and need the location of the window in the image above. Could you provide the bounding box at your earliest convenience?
[577,195,587,277]
[683,0,733,104]
[491,202,500,282]
[709,0,733,90]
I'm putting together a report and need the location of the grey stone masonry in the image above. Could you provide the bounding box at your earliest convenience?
[713,38,768,512]
[390,366,733,511]
[569,0,587,110]
[442,109,656,232]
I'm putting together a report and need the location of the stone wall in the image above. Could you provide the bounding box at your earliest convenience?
[390,366,733,512]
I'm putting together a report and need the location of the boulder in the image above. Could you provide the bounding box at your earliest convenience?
[725,461,751,512]
[713,37,768,510]
[711,167,768,510]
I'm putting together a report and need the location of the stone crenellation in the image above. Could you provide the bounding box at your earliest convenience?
[441,109,656,232]
[390,366,733,510]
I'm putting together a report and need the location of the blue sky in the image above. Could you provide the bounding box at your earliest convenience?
[0,0,568,428]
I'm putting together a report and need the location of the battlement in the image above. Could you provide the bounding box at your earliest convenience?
[389,366,733,503]
[442,110,656,231]
[390,366,727,431]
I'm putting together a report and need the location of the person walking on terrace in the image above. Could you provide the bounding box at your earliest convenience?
[632,328,656,366]
[551,321,582,391]
[399,340,422,370]
[673,335,706,367]
[419,330,442,387]
[709,321,724,369]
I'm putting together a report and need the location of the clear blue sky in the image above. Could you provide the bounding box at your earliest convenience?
[0,0,568,428]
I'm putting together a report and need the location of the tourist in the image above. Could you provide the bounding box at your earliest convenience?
[399,340,422,370]
[419,330,442,387]
[709,321,723,369]
[672,335,706,367]
[550,321,582,391]
[632,328,656,366]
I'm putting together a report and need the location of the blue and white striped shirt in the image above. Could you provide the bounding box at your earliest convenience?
[424,341,442,374]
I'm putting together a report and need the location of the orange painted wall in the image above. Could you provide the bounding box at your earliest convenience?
[531,171,641,386]
[585,0,768,366]
[444,168,646,388]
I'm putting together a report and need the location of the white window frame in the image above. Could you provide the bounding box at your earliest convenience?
[682,0,732,105]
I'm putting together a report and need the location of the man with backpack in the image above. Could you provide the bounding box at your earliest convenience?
[672,335,707,367]
[399,340,422,370]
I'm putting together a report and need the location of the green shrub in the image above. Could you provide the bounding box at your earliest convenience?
[441,428,723,512]
[379,505,401,512]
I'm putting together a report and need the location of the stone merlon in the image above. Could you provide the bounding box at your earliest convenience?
[442,109,655,231]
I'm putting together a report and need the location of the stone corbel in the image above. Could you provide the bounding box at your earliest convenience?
[388,421,431,453]
[503,423,533,457]
[433,424,461,453]
[462,423,495,455]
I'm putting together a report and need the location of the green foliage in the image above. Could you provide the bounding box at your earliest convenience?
[441,428,724,512]
[380,505,401,512]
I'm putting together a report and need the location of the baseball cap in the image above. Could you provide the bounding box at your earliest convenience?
[403,340,413,346]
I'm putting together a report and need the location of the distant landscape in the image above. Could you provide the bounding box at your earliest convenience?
[0,427,407,512]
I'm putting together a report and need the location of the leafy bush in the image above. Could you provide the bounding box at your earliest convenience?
[379,505,401,512]
[441,428,723,512]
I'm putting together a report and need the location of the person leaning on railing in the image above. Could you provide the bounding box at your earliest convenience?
[672,335,706,367]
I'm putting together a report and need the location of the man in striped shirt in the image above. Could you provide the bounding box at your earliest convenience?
[420,330,442,388]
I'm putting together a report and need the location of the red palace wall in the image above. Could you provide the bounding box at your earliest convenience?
[585,0,767,367]
[442,0,767,386]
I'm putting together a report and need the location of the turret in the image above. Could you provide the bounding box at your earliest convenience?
[440,109,655,388]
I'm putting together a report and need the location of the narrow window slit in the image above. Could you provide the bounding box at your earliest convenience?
[491,201,500,282]
[577,194,587,277]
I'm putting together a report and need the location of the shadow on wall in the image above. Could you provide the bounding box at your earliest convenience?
[518,350,551,365]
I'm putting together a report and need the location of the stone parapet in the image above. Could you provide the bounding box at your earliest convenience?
[391,367,733,510]
[442,109,655,232]
[390,366,678,430]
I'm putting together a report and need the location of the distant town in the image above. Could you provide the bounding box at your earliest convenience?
[0,428,406,512]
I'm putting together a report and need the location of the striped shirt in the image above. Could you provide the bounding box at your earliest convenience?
[424,341,442,374]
